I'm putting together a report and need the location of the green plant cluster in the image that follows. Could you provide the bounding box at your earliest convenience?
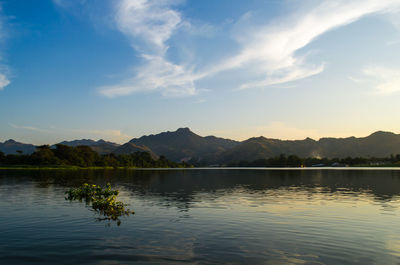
[66,183,134,225]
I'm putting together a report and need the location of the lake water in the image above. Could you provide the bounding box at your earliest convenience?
[1,169,400,264]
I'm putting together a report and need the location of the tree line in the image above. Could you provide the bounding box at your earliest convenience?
[0,144,191,168]
[227,154,400,167]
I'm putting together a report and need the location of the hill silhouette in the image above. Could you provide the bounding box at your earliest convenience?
[129,127,239,162]
[57,139,120,154]
[2,129,400,165]
[0,139,36,155]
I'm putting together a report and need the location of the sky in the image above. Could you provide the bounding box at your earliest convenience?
[1,0,400,144]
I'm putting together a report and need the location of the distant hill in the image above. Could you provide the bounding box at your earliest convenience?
[129,127,239,162]
[0,139,37,155]
[113,142,158,159]
[217,131,400,164]
[217,137,319,163]
[57,139,120,154]
[318,131,400,158]
[4,129,400,165]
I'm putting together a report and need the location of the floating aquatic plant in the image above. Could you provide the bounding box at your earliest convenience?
[66,183,134,225]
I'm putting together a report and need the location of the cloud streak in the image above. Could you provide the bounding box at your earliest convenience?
[0,73,10,90]
[99,0,199,97]
[11,124,132,143]
[0,6,10,91]
[99,0,400,97]
[362,64,400,94]
[100,54,198,97]
[10,124,52,133]
[206,0,400,89]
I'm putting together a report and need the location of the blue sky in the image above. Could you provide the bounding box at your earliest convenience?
[1,0,400,144]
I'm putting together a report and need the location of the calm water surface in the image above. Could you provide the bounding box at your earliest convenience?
[1,169,400,264]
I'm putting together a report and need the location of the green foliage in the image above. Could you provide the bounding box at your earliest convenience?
[66,183,118,200]
[66,183,134,225]
[30,145,60,165]
[227,154,400,167]
[0,144,190,168]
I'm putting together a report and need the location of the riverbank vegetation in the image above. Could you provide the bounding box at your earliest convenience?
[0,144,191,169]
[226,154,400,167]
[1,144,400,169]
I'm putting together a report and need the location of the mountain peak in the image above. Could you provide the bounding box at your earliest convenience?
[176,127,192,134]
[4,139,18,144]
[368,131,396,138]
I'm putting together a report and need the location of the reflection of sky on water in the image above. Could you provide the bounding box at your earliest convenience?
[0,169,400,264]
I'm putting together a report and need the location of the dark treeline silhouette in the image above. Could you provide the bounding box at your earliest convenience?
[2,145,400,168]
[226,154,400,167]
[0,144,191,168]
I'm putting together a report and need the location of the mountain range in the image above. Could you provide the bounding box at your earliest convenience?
[0,139,36,155]
[57,139,120,155]
[2,128,400,165]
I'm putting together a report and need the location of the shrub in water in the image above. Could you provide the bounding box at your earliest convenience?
[66,183,134,225]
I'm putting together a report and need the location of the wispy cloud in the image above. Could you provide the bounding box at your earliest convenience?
[95,0,400,96]
[0,73,10,90]
[0,6,10,91]
[362,64,400,94]
[10,124,131,143]
[205,0,400,89]
[10,124,52,133]
[99,0,200,97]
[100,54,198,97]
[52,0,88,9]
[114,0,181,54]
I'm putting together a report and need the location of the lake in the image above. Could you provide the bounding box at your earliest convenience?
[1,168,400,264]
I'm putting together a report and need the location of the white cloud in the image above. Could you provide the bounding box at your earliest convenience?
[239,64,324,90]
[101,0,400,96]
[205,0,400,89]
[362,65,400,94]
[100,54,197,97]
[0,7,10,91]
[100,0,200,97]
[114,0,181,53]
[0,73,10,90]
[10,124,51,133]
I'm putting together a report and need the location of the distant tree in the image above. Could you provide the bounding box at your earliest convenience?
[53,144,76,165]
[0,145,189,168]
[0,151,4,163]
[287,155,303,167]
[30,145,60,165]
[75,145,100,167]
[102,154,119,168]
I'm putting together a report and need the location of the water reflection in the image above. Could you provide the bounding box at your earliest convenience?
[1,169,400,264]
[1,168,400,209]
